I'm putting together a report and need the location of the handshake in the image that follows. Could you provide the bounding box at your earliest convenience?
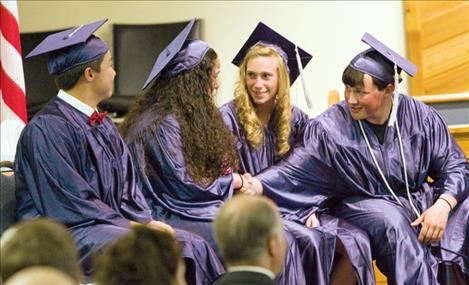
[233,173,263,196]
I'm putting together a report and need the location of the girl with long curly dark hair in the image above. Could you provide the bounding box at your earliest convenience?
[119,29,256,261]
[120,24,312,283]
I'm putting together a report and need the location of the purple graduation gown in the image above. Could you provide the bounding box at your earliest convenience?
[255,95,469,285]
[220,101,375,285]
[14,97,224,284]
[125,113,306,285]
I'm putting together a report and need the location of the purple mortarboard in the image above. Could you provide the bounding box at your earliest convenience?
[350,32,417,84]
[26,19,109,75]
[351,32,418,127]
[142,18,210,90]
[232,22,312,86]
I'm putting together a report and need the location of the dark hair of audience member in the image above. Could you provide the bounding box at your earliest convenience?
[94,226,183,285]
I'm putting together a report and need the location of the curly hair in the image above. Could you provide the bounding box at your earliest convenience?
[94,227,181,285]
[233,44,292,158]
[120,48,238,185]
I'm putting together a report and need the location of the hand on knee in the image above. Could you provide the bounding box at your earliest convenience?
[410,201,450,244]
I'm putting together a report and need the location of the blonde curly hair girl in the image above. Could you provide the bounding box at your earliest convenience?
[234,44,292,158]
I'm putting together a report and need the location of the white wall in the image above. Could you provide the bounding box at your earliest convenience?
[18,0,408,117]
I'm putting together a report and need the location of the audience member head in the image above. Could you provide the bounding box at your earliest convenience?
[0,218,80,282]
[214,195,287,276]
[4,266,76,285]
[94,226,186,285]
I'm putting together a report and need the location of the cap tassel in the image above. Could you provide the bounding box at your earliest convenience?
[295,45,312,109]
[63,25,84,40]
[388,63,400,127]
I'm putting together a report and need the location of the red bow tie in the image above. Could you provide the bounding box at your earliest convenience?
[89,111,108,126]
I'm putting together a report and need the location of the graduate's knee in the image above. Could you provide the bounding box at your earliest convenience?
[174,228,220,261]
[382,214,412,232]
[175,228,207,244]
[361,213,418,258]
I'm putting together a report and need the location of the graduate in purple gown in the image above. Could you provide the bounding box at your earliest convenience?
[220,22,375,285]
[253,33,469,285]
[14,19,224,284]
[120,19,306,285]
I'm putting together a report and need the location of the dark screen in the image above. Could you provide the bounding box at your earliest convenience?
[99,20,201,115]
[20,29,64,121]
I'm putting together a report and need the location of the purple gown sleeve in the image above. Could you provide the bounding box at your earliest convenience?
[423,109,469,202]
[256,120,344,222]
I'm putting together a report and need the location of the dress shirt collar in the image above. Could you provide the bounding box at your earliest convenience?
[228,265,275,280]
[57,89,96,118]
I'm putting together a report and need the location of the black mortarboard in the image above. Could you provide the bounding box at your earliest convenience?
[232,22,312,85]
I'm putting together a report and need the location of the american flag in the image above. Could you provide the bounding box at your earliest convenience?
[1,0,27,162]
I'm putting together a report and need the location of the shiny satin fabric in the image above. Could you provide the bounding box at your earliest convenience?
[220,101,320,222]
[14,97,225,283]
[15,97,153,227]
[220,101,375,285]
[125,113,307,285]
[127,114,232,221]
[335,196,440,285]
[256,94,469,284]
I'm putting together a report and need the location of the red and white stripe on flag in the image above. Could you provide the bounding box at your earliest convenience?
[1,0,27,162]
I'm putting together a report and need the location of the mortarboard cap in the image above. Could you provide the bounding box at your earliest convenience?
[351,32,418,127]
[26,19,109,75]
[231,22,312,85]
[350,32,417,84]
[142,18,210,89]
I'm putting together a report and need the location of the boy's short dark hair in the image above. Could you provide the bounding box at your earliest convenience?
[94,226,182,285]
[342,65,388,91]
[54,56,104,91]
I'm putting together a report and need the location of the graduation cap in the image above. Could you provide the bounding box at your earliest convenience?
[350,32,418,127]
[26,19,109,75]
[142,18,210,90]
[232,22,314,108]
[350,32,417,84]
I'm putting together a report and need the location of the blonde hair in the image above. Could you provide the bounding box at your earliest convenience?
[234,44,292,157]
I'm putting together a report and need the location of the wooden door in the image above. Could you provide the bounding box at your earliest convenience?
[404,1,469,96]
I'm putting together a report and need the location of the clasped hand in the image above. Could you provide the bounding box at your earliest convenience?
[233,173,263,195]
